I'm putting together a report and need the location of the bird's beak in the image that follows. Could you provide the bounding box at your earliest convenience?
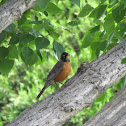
[67,54,70,57]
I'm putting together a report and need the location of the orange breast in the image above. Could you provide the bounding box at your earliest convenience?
[54,62,71,82]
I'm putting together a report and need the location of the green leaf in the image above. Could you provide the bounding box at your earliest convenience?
[107,31,114,44]
[78,4,94,17]
[95,93,105,102]
[8,45,18,59]
[104,14,115,34]
[90,25,100,33]
[100,0,106,3]
[95,5,107,21]
[30,21,42,24]
[42,52,47,63]
[32,29,41,38]
[121,58,126,64]
[36,50,42,61]
[35,37,50,50]
[0,59,14,75]
[68,21,80,26]
[95,48,100,57]
[98,40,107,51]
[90,41,101,50]
[112,4,126,23]
[18,15,27,25]
[4,24,15,33]
[117,22,126,37]
[0,31,7,44]
[33,19,49,31]
[53,41,64,57]
[89,5,107,21]
[20,34,35,44]
[99,31,106,39]
[89,7,98,18]
[35,56,42,66]
[109,0,118,7]
[46,2,62,14]
[9,35,20,44]
[0,47,8,61]
[21,46,38,65]
[55,0,60,4]
[81,32,94,48]
[121,0,126,7]
[69,0,80,7]
[50,31,60,39]
[44,11,48,16]
[36,0,50,12]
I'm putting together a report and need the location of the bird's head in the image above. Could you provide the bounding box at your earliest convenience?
[60,52,70,62]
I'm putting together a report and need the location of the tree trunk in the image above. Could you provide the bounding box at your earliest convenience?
[84,85,126,126]
[0,0,36,33]
[6,40,126,126]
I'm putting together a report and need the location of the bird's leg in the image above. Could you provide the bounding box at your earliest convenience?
[58,81,63,84]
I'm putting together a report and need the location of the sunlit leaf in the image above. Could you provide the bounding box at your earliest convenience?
[95,93,105,102]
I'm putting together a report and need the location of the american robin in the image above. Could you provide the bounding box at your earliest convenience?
[36,52,71,99]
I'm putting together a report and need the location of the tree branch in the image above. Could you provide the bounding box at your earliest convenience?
[6,40,126,126]
[84,85,126,126]
[0,0,36,33]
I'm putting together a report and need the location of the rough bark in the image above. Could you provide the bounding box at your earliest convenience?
[84,85,126,126]
[6,40,126,126]
[0,0,36,33]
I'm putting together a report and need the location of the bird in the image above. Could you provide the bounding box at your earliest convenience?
[36,52,71,99]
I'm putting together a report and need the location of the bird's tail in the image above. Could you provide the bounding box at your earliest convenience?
[36,86,46,99]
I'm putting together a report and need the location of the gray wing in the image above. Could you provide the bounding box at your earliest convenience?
[46,60,64,83]
[36,60,63,99]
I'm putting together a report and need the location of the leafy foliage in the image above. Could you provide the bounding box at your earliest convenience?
[0,0,126,125]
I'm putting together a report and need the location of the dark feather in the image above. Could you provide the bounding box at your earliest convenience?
[36,60,64,99]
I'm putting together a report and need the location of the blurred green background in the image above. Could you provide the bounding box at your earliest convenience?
[0,0,126,125]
